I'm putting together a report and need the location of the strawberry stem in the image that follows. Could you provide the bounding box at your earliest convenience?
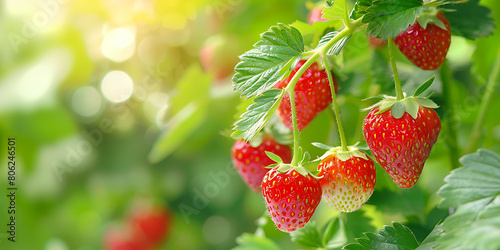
[287,19,364,165]
[341,0,351,29]
[388,36,404,101]
[322,55,349,152]
[465,49,500,154]
[440,61,460,169]
[288,88,301,166]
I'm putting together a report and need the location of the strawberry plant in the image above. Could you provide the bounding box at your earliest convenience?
[229,0,499,248]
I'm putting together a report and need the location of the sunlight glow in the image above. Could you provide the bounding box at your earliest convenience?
[100,27,136,62]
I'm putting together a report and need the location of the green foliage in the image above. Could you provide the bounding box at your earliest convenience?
[442,0,496,40]
[233,233,280,250]
[232,24,304,99]
[148,66,210,163]
[362,0,425,39]
[438,149,500,208]
[344,222,420,250]
[323,0,348,21]
[232,89,285,141]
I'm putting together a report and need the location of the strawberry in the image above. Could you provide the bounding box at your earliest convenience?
[232,137,292,192]
[308,6,329,25]
[262,167,322,232]
[318,149,376,212]
[363,104,441,188]
[368,36,386,49]
[104,228,147,250]
[200,35,240,81]
[394,12,451,70]
[274,60,337,130]
[130,207,172,246]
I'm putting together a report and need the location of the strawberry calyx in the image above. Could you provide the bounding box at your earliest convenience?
[313,142,370,162]
[362,75,439,119]
[266,150,320,178]
[416,7,448,30]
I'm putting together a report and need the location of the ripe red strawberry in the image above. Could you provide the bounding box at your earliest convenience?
[130,207,172,246]
[368,36,386,49]
[363,105,441,188]
[232,137,292,192]
[274,60,337,130]
[318,151,376,212]
[308,6,329,25]
[262,167,322,232]
[394,12,451,70]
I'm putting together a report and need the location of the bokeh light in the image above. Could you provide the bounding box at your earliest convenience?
[71,86,102,117]
[100,70,134,103]
[100,27,136,62]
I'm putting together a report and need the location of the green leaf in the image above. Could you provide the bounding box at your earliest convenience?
[438,149,500,208]
[233,233,280,250]
[322,0,347,21]
[148,65,210,163]
[442,0,495,40]
[416,224,444,250]
[350,0,373,20]
[432,196,500,250]
[323,217,348,249]
[232,89,285,141]
[232,24,304,99]
[265,151,283,163]
[413,75,435,96]
[290,221,323,248]
[391,101,405,119]
[402,98,419,119]
[316,31,352,55]
[344,222,419,250]
[362,0,425,40]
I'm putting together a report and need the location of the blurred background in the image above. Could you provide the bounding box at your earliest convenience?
[0,0,499,249]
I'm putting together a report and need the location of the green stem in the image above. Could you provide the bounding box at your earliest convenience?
[322,54,349,151]
[464,49,500,154]
[285,19,364,165]
[289,89,301,165]
[440,61,460,169]
[388,36,404,100]
[341,0,351,29]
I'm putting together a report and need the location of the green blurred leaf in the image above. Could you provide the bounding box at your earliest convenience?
[431,196,500,250]
[148,65,210,163]
[442,0,495,40]
[362,0,425,39]
[232,89,285,141]
[323,0,347,21]
[323,217,348,249]
[438,149,500,208]
[344,222,419,250]
[232,24,304,99]
[290,221,323,248]
[233,233,280,250]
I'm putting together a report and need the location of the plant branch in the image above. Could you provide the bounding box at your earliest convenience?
[341,0,351,29]
[388,36,404,101]
[465,49,500,154]
[322,54,349,151]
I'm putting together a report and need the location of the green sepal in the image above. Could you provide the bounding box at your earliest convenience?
[266,151,284,163]
[320,146,370,162]
[401,98,419,119]
[312,142,334,150]
[417,8,447,30]
[266,163,280,169]
[276,163,292,172]
[415,97,439,109]
[376,99,397,114]
[413,75,436,97]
